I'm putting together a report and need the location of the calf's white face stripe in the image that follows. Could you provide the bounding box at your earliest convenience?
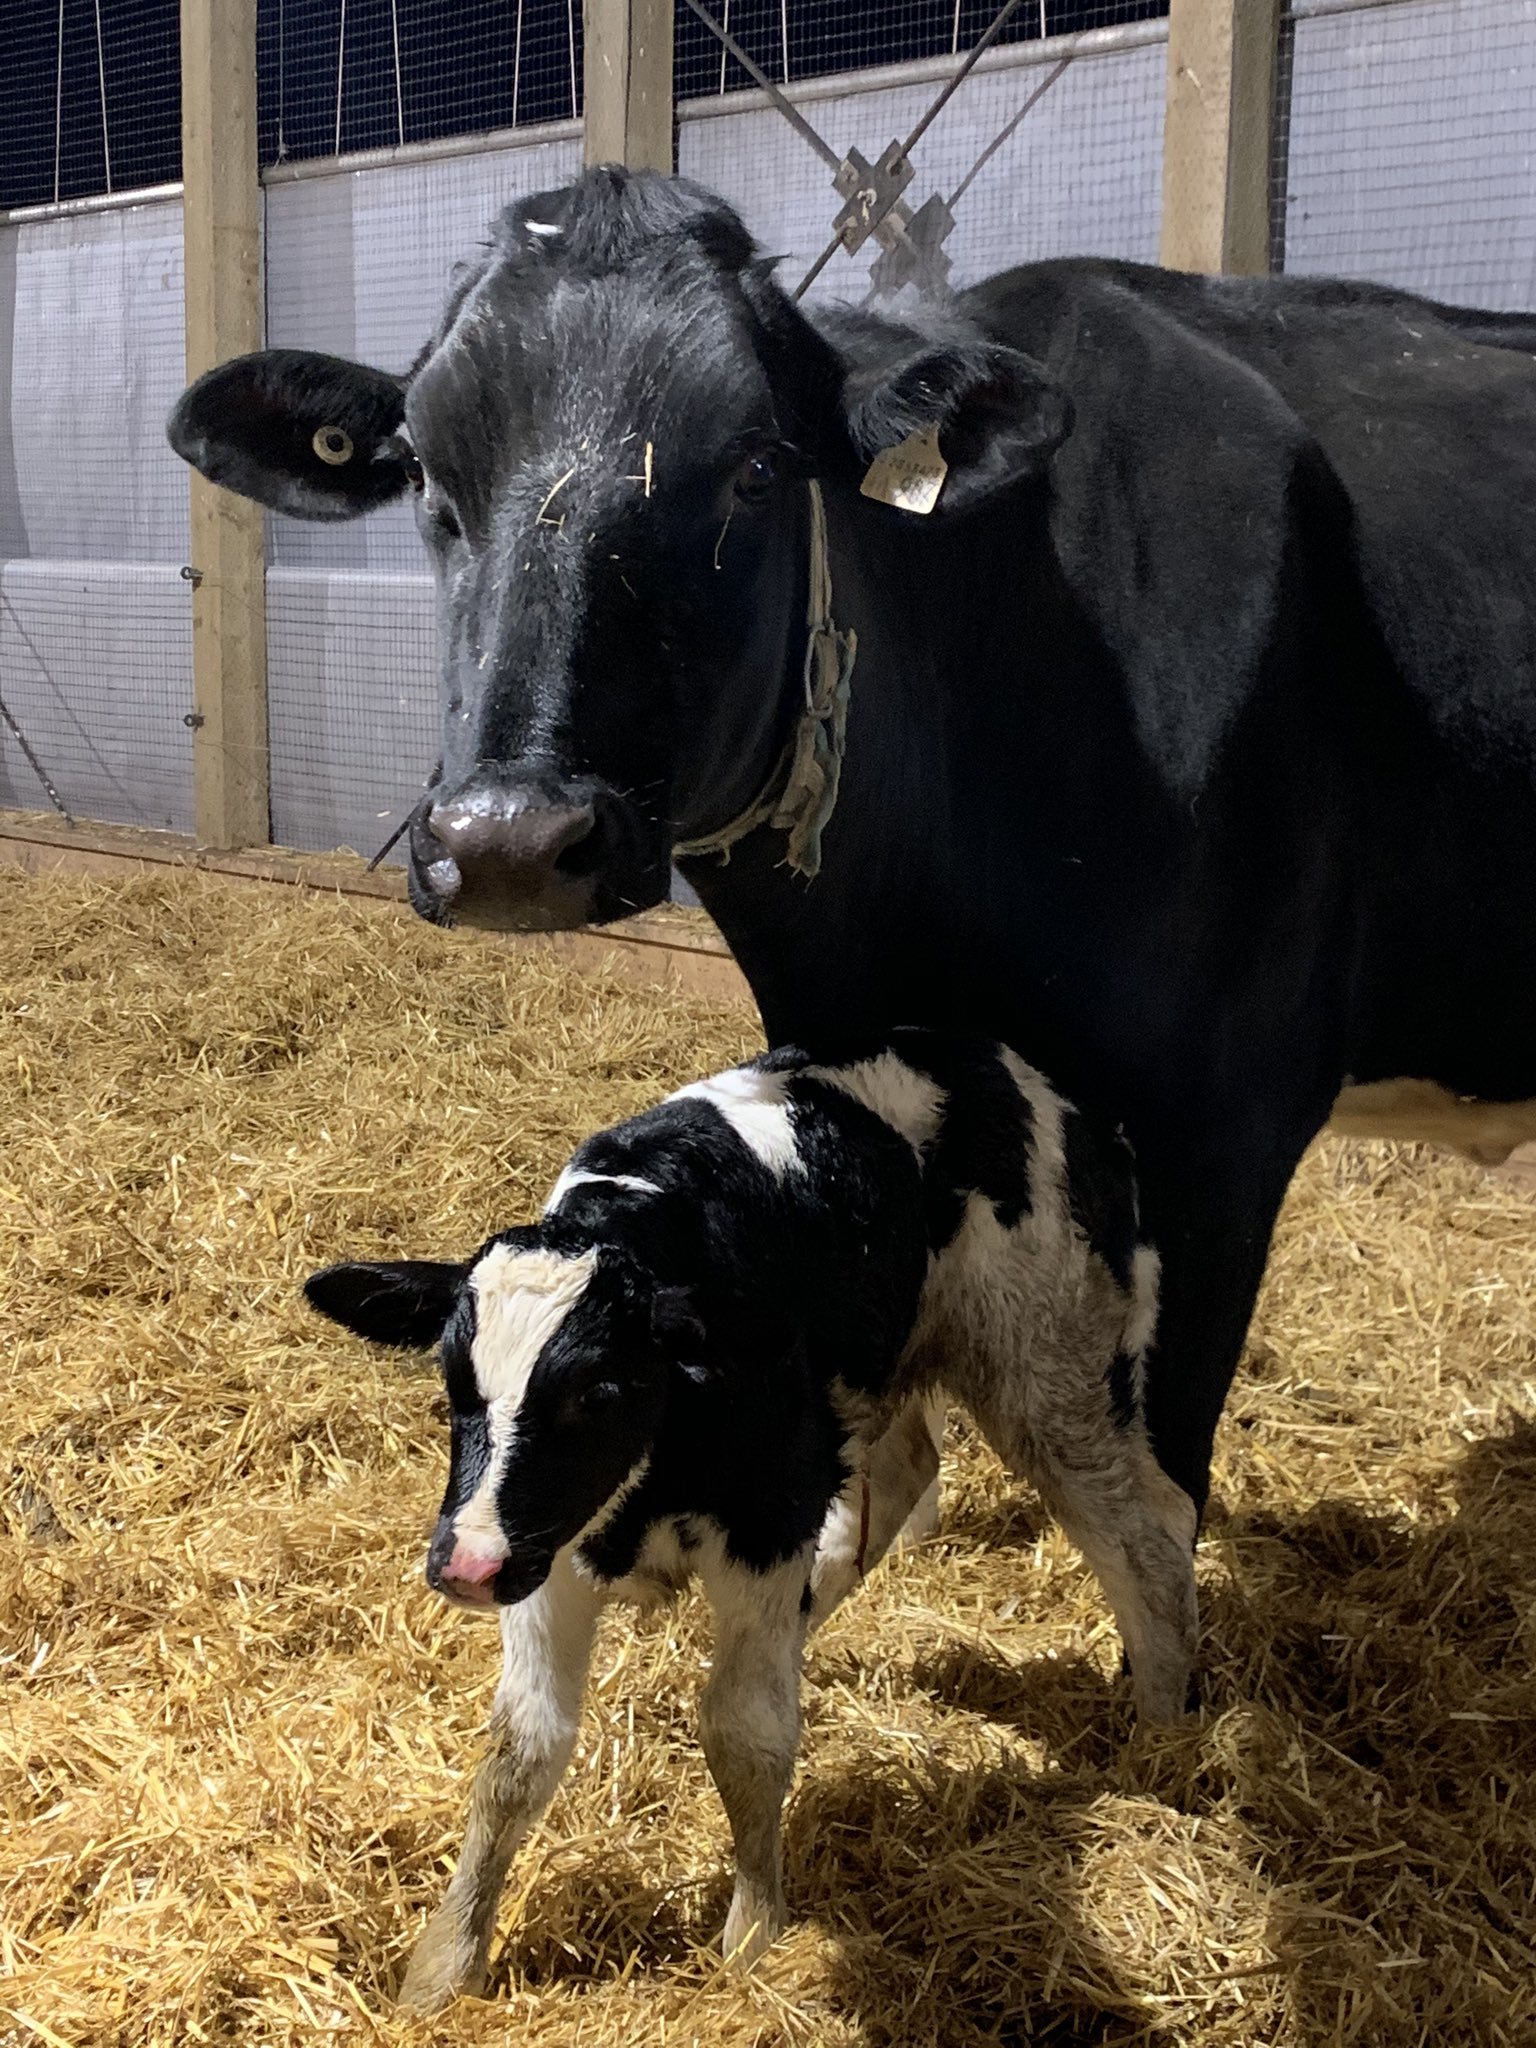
[668,1067,803,1179]
[544,1167,662,1214]
[469,1244,598,1406]
[451,1246,598,1561]
[452,1401,518,1560]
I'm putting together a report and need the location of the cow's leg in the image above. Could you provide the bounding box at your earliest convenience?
[1136,1155,1295,1519]
[398,1552,605,2013]
[808,1391,941,1628]
[696,1543,814,1965]
[1101,1150,1299,1710]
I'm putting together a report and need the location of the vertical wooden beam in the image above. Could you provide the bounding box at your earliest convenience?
[1161,0,1282,275]
[181,0,269,850]
[583,0,674,172]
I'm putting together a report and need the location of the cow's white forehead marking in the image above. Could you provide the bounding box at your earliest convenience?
[544,1166,663,1214]
[804,1051,946,1160]
[668,1066,803,1178]
[469,1243,598,1407]
[524,218,561,237]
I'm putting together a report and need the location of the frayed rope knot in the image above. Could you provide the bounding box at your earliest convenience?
[673,479,856,882]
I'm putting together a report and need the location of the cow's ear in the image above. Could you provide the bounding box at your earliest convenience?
[168,349,412,520]
[304,1260,466,1348]
[843,338,1072,517]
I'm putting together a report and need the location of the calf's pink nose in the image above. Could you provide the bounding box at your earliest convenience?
[443,1544,504,1597]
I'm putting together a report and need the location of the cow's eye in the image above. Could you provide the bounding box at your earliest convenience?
[401,450,425,492]
[734,448,780,503]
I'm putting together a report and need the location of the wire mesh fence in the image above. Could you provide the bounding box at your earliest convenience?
[678,3,1170,306]
[1277,0,1536,311]
[4,0,181,211]
[1,0,1533,859]
[673,0,1168,99]
[0,196,193,831]
[257,0,583,167]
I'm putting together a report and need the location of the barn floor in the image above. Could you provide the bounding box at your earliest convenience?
[3,868,1535,2048]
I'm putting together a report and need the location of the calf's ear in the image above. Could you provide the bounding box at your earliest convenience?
[304,1260,465,1348]
[651,1285,710,1378]
[843,338,1072,517]
[168,348,412,520]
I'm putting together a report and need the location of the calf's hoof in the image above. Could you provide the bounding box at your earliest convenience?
[722,1884,786,1968]
[396,1913,488,2014]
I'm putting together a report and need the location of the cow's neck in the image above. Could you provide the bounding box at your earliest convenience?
[686,478,1112,1070]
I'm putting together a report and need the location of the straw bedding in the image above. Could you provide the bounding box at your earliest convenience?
[3,866,1534,2048]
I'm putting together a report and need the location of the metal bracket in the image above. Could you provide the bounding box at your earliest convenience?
[831,141,915,255]
[868,192,956,300]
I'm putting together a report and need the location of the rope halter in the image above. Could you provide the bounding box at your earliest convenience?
[673,480,857,882]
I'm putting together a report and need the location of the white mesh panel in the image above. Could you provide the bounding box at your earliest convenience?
[1282,0,1536,310]
[0,198,193,831]
[679,33,1167,305]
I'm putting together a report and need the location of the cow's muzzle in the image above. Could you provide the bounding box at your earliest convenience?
[407,772,665,932]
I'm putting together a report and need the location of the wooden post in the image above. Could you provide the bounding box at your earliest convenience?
[181,0,269,849]
[583,0,674,172]
[1161,0,1282,275]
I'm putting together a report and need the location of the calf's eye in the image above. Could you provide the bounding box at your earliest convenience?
[579,1381,623,1412]
[401,451,425,492]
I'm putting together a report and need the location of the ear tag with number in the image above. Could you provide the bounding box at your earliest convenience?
[859,421,948,514]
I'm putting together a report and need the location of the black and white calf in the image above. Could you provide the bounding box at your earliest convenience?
[306,1030,1197,2011]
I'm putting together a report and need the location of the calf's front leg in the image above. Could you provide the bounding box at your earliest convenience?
[696,1543,814,1966]
[398,1552,604,2013]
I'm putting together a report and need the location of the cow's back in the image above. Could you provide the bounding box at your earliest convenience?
[945,259,1536,1102]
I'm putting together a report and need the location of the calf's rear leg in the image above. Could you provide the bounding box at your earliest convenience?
[398,1553,604,2013]
[1039,1449,1199,1722]
[697,1542,815,1964]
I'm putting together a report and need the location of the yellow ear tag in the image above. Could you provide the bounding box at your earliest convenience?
[312,424,354,465]
[859,421,948,515]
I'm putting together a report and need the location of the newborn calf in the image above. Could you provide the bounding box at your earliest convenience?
[306,1031,1197,2011]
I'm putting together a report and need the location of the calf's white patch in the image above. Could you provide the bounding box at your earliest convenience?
[544,1167,662,1213]
[804,1051,946,1159]
[668,1067,803,1179]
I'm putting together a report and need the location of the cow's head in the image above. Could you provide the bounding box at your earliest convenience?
[169,168,1070,931]
[305,1231,704,1607]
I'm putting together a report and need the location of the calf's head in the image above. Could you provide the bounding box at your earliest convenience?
[170,167,1070,931]
[306,1232,702,1607]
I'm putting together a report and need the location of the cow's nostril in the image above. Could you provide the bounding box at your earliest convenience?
[427,796,597,873]
[551,806,609,880]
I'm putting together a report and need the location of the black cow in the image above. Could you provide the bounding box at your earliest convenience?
[306,1030,1188,2008]
[170,167,1536,1532]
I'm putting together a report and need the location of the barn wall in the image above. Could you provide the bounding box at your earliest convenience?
[1,0,1531,857]
[678,29,1169,301]
[0,196,195,832]
[1281,0,1536,309]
